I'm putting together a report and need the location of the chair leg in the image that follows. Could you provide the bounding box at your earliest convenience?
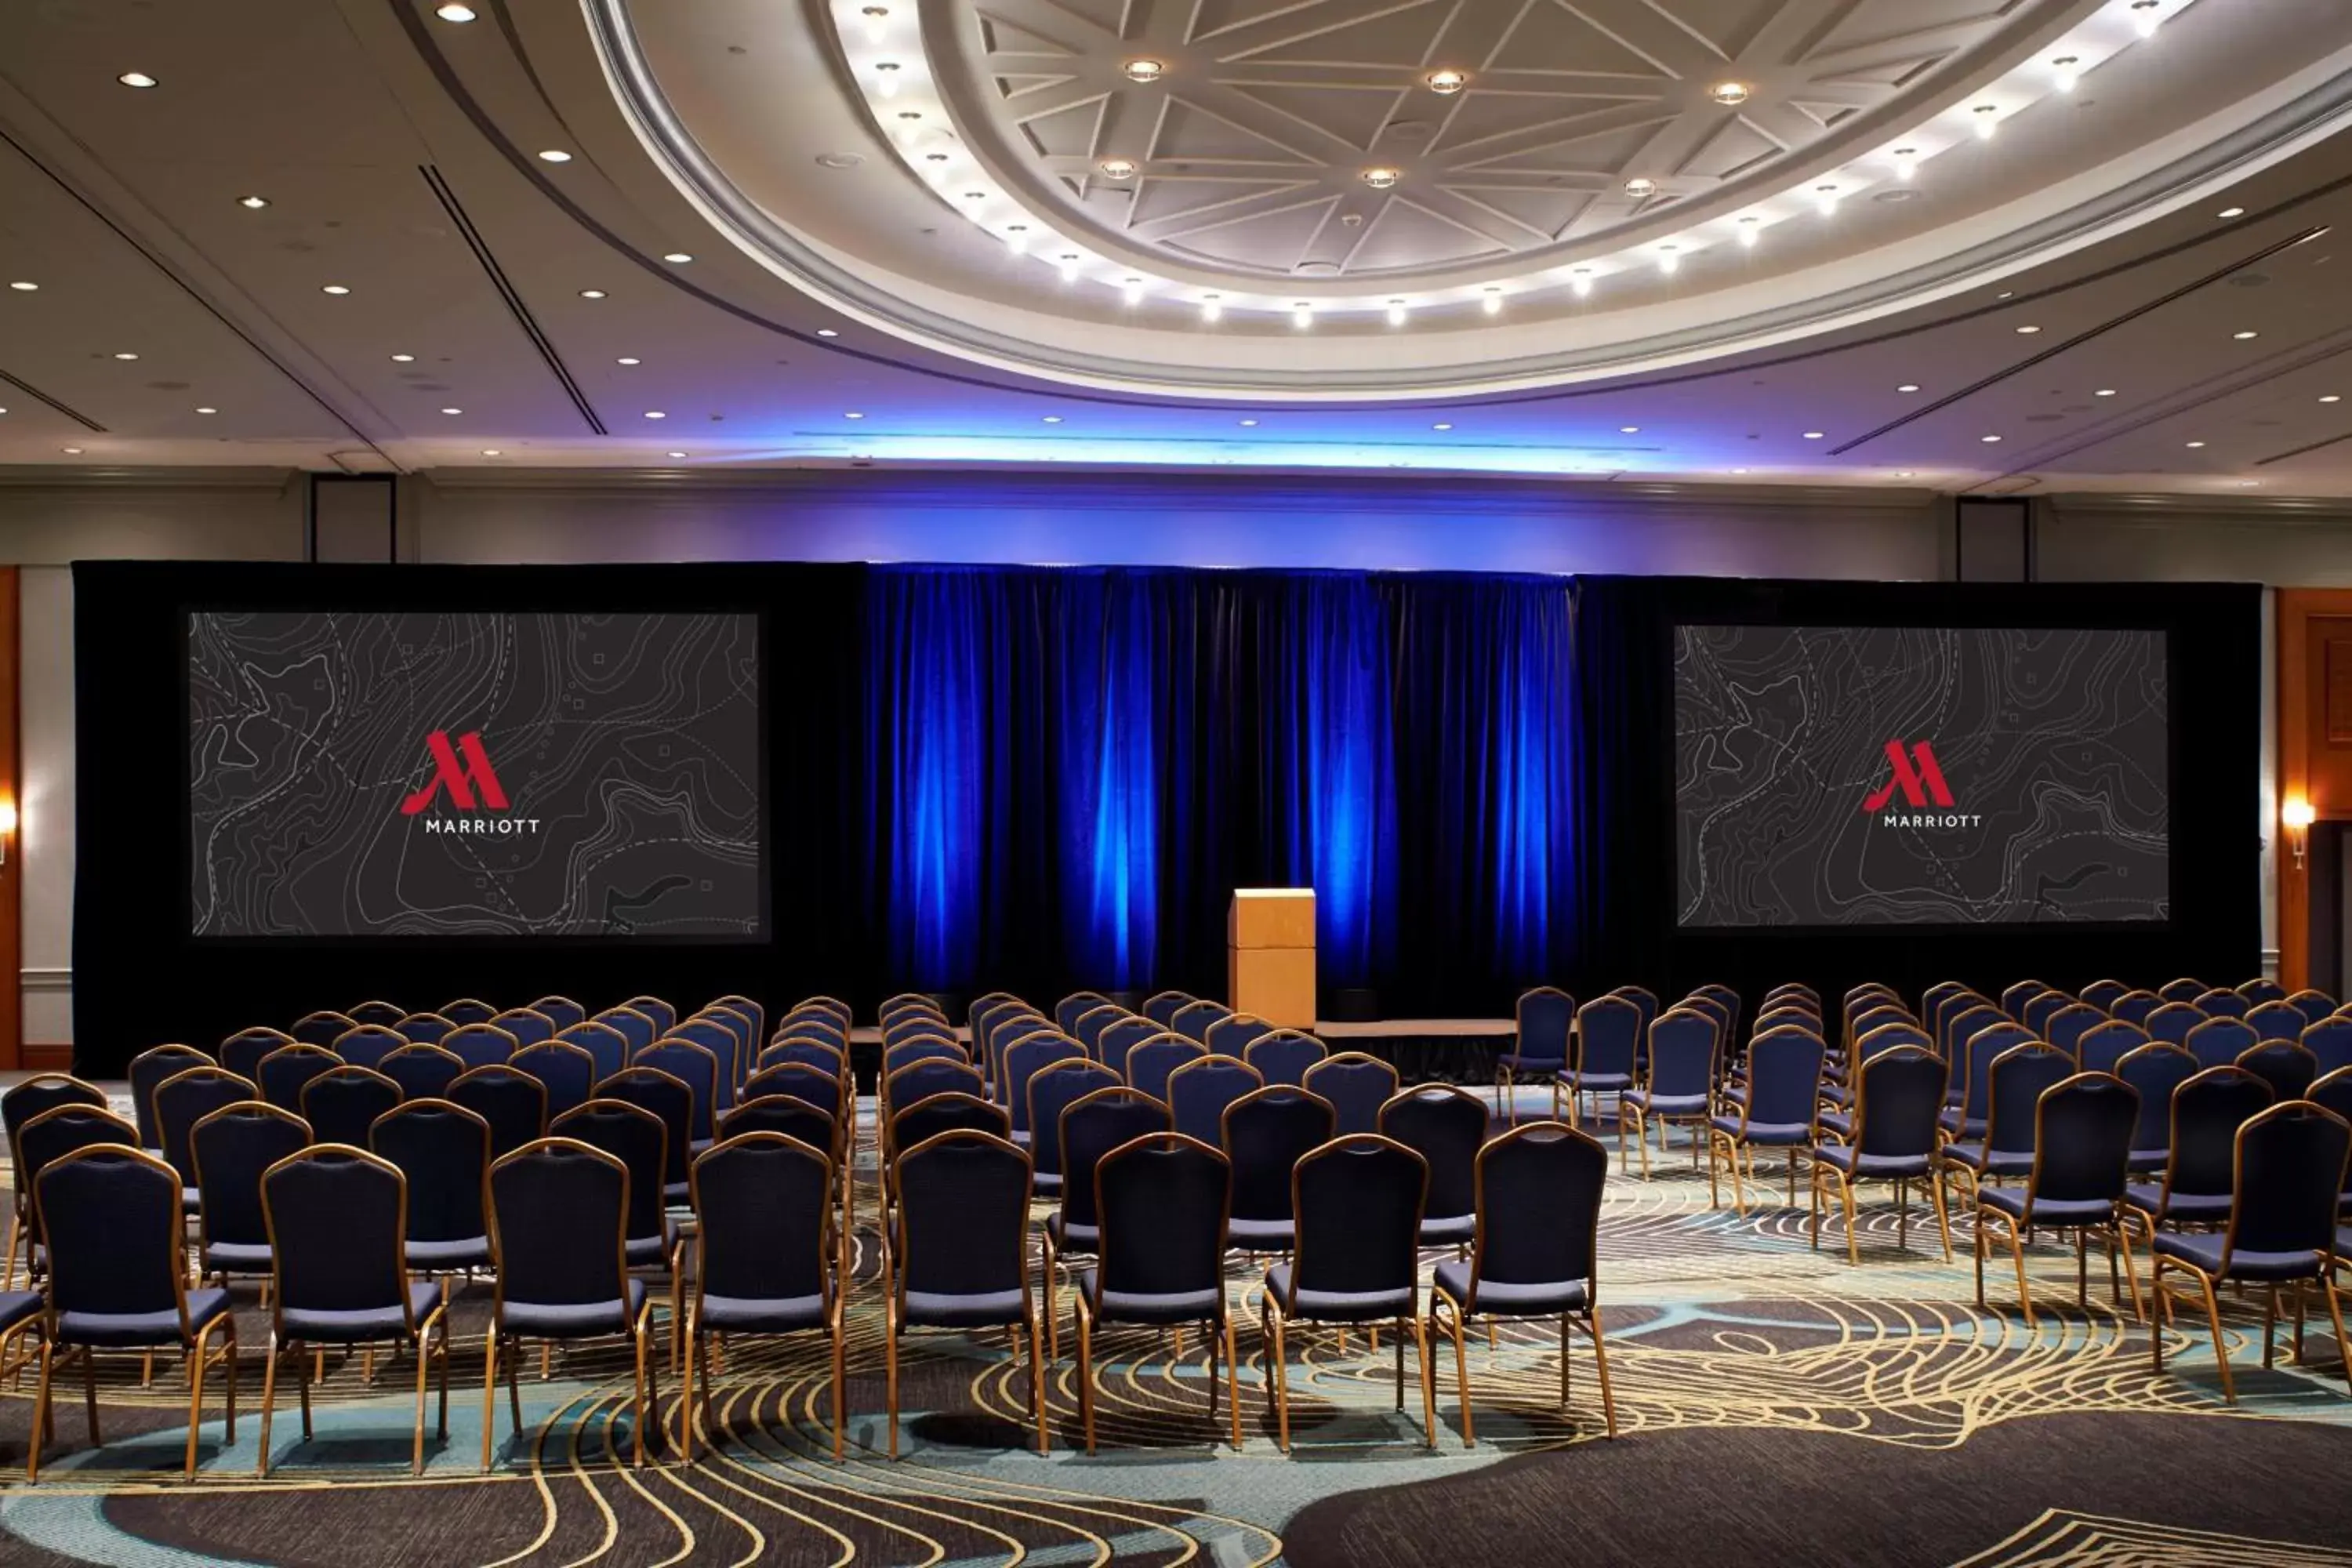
[2,1211,17,1293]
[1838,1174,1859,1266]
[1267,1306,1291,1453]
[1222,1314,1242,1452]
[1442,1305,1472,1446]
[1028,1312,1048,1456]
[2196,1270,2236,1404]
[1973,1200,1987,1309]
[412,1322,433,1476]
[27,1338,53,1483]
[2321,1275,2352,1396]
[1926,1167,1954,1262]
[1587,1307,1618,1439]
[2263,1287,2279,1371]
[257,1335,280,1478]
[1043,1236,1061,1364]
[2113,1221,2145,1323]
[680,1327,697,1465]
[478,1333,498,1472]
[1392,1318,1405,1410]
[885,1307,901,1461]
[2005,1214,2034,1328]
[1704,1131,1722,1210]
[184,1328,210,1479]
[506,1333,524,1436]
[831,1316,848,1461]
[631,1319,648,1469]
[82,1344,101,1447]
[1410,1313,1435,1449]
[1076,1303,1096,1456]
[223,1322,237,1446]
[438,1319,451,1439]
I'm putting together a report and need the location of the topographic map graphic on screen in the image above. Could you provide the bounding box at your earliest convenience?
[1675,625,2168,927]
[190,610,762,938]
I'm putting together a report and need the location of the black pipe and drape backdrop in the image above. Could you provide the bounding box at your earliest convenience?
[72,560,2259,1076]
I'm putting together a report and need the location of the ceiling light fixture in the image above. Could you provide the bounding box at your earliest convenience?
[2050,55,2079,93]
[1620,425,1640,434]
[1425,68,1467,94]
[1896,470,1915,478]
[1098,158,1136,180]
[195,406,217,415]
[435,2,477,19]
[1004,224,1029,253]
[1122,276,1144,305]
[2323,394,2343,403]
[1897,383,1920,393]
[1708,82,1750,106]
[2185,440,2205,448]
[844,411,864,419]
[1737,215,1759,248]
[662,252,693,263]
[441,407,462,415]
[1815,183,1839,215]
[2233,329,2259,339]
[1657,245,1679,275]
[1981,434,2002,443]
[1570,269,1593,299]
[1802,430,1824,440]
[1362,167,1400,190]
[1291,302,1312,330]
[118,71,158,89]
[1482,285,1503,316]
[1386,298,1407,325]
[2218,206,2246,219]
[1200,294,1222,323]
[481,448,503,456]
[860,4,889,40]
[1623,176,1657,198]
[961,190,985,201]
[1239,419,1258,426]
[2131,0,2163,38]
[666,451,688,459]
[1042,416,1062,423]
[1432,423,1453,431]
[1973,104,1999,140]
[2095,387,2117,396]
[616,357,640,365]
[537,149,572,163]
[2015,324,2041,334]
[1059,254,1081,283]
[238,195,269,209]
[644,410,667,419]
[111,352,139,361]
[390,353,416,362]
[579,289,606,299]
[874,62,902,96]
[61,447,83,456]
[816,328,840,337]
[1121,59,1165,84]
[321,284,350,296]
[6,281,35,292]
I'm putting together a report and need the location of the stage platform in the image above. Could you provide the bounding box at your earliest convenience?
[845,1017,1517,1087]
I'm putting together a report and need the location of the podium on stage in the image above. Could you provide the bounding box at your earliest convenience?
[1229,888,1316,1027]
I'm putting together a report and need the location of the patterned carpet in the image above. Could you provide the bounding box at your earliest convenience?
[2,1104,2349,1567]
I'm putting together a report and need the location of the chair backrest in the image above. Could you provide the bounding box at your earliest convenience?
[292,1010,357,1048]
[444,1023,521,1071]
[1855,1021,1931,1067]
[1284,1135,1427,1308]
[884,1038,967,1077]
[2235,977,2285,1004]
[1377,1084,1486,1223]
[440,998,497,1025]
[263,1147,413,1326]
[258,1044,341,1115]
[1055,992,1112,1035]
[2235,1041,2318,1104]
[791,996,850,1029]
[2146,1002,2205,1047]
[987,1017,1058,1090]
[557,1020,630,1083]
[481,1008,552,1051]
[2021,991,2072,1037]
[1098,1017,1163,1080]
[330,1024,405,1071]
[1301,1051,1399,1136]
[2311,1065,2352,1125]
[1574,994,1641,1078]
[1472,1122,1606,1291]
[2078,1018,2151,1076]
[748,1062,848,1122]
[510,1041,599,1120]
[758,1040,848,1080]
[1737,1027,1824,1131]
[1956,1022,2034,1120]
[667,1018,742,1105]
[2287,988,2339,1026]
[1610,985,1659,1036]
[717,1094,838,1157]
[1645,1008,1719,1097]
[396,1012,456,1046]
[1206,1013,1274,1062]
[2001,979,2050,1021]
[1981,1044,2074,1157]
[2246,1000,2308,1042]
[2116,1042,2198,1154]
[597,1007,658,1056]
[1935,996,1997,1058]
[550,1100,669,1244]
[880,1015,956,1053]
[1222,1085,1334,1225]
[2222,1102,2352,1261]
[2303,1018,2352,1076]
[1072,1004,1126,1054]
[2161,1066,2276,1200]
[129,1044,213,1148]
[2079,978,2129,1014]
[1171,999,1231,1044]
[2183,1016,2255,1070]
[18,1105,140,1247]
[881,992,941,1025]
[39,1147,190,1330]
[299,1065,402,1149]
[1002,1035,1087,1134]
[622,996,678,1034]
[2157,978,2207,1004]
[1693,982,1741,1036]
[1093,1134,1229,1312]
[634,1041,720,1142]
[1028,1059,1121,1179]
[1242,1029,1327,1087]
[370,1099,490,1243]
[2193,988,2249,1020]
[1515,987,1571,1072]
[2024,1073,2138,1207]
[1167,1055,1264,1147]
[1056,1087,1171,1232]
[3,1074,107,1185]
[1852,1047,1948,1159]
[221,1028,296,1082]
[594,1066,692,1185]
[692,1133,833,1309]
[1129,1036,1207,1104]
[347,1000,406,1027]
[532,996,589,1031]
[1851,1004,1912,1048]
[890,1092,1011,1157]
[449,1065,549,1160]
[1677,993,1730,1044]
[155,1065,257,1183]
[488,1138,630,1311]
[1142,990,1193,1028]
[2111,989,2161,1027]
[893,1131,1033,1308]
[380,1044,465,1102]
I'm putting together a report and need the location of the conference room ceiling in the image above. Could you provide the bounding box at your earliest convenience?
[2,0,2352,495]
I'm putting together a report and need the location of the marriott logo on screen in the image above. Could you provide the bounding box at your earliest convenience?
[1861,740,1982,828]
[401,730,540,835]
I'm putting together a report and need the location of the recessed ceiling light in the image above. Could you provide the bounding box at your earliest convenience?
[61,447,83,455]
[616,356,641,365]
[1802,430,1824,440]
[481,448,502,456]
[1432,422,1453,430]
[1292,302,1312,329]
[1623,176,1657,198]
[2233,330,2259,339]
[2185,440,2206,448]
[2095,387,2117,396]
[1386,298,1408,325]
[1425,68,1467,94]
[1098,158,1137,180]
[844,411,865,419]
[118,72,158,89]
[2322,394,2343,403]
[390,353,416,362]
[537,149,572,163]
[435,2,477,19]
[441,407,462,415]
[1620,425,1640,434]
[1042,415,1062,423]
[1981,434,2003,442]
[816,328,840,337]
[644,410,667,419]
[579,289,607,299]
[662,252,693,263]
[1121,59,1165,83]
[1731,467,1748,474]
[1708,82,1750,106]
[321,284,350,296]
[238,195,269,209]
[7,281,35,292]
[112,352,139,361]
[666,450,688,459]
[1996,291,2013,300]
[1896,470,1916,477]
[2219,206,2245,219]
[1239,418,1258,426]
[1361,167,1400,190]
[1896,383,1920,393]
[2015,325,2042,334]
[194,406,217,414]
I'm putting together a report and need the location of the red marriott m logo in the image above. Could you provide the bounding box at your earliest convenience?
[401,730,509,815]
[1861,740,1953,813]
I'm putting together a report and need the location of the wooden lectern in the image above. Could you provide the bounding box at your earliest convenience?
[1229,888,1316,1027]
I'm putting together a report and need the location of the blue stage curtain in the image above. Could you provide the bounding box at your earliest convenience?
[859,564,1577,1012]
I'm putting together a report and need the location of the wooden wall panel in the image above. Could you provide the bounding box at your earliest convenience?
[0,568,20,1069]
[2274,590,2352,991]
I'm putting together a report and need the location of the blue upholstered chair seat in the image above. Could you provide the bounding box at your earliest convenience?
[1496,1054,1565,1074]
[203,1240,274,1272]
[1031,1171,1062,1198]
[624,1219,681,1269]
[1076,1269,1222,1323]
[2336,1228,2352,1259]
[1710,1115,1811,1145]
[503,1277,647,1338]
[1419,1213,1475,1245]
[1225,1217,1294,1249]
[1561,1070,1631,1092]
[1622,1090,1710,1115]
[0,1290,40,1336]
[700,1290,828,1332]
[1722,1086,1750,1109]
[1818,1085,1852,1109]
[1817,1110,1853,1138]
[1939,1142,2031,1178]
[182,1186,201,1214]
[284,1281,442,1343]
[1978,1188,2116,1224]
[408,1236,492,1269]
[2125,1184,2232,1222]
[2125,1149,2170,1174]
[1011,1129,1033,1146]
[1432,1258,1588,1316]
[1045,1213,1098,1250]
[1813,1145,1931,1178]
[903,1287,1026,1328]
[2154,1232,2328,1281]
[1936,1109,1987,1138]
[60,1287,232,1348]
[663,1181,691,1204]
[1263,1262,1411,1322]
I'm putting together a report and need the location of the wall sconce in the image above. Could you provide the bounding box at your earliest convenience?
[0,799,17,867]
[2283,797,2315,872]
